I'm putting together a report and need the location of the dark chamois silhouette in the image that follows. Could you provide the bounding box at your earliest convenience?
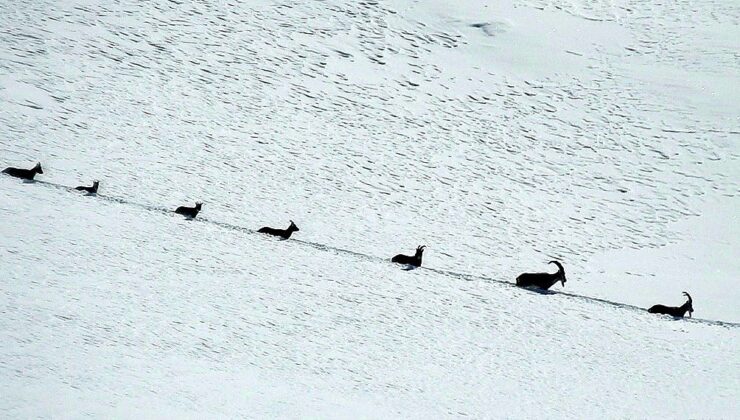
[175,202,202,219]
[516,260,566,290]
[75,180,99,194]
[2,162,43,180]
[391,245,426,267]
[648,292,693,318]
[258,220,299,239]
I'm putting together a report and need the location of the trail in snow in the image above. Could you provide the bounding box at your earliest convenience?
[3,174,738,419]
[25,177,739,328]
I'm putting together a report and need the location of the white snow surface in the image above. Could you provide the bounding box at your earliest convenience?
[1,0,738,418]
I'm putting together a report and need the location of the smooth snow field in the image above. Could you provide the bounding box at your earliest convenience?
[1,0,739,418]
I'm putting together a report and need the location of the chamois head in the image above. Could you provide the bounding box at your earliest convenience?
[549,260,566,286]
[416,245,426,257]
[683,292,693,317]
[34,162,43,174]
[195,202,203,210]
[289,220,299,232]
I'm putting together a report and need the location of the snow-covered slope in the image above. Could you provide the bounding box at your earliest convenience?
[1,0,738,417]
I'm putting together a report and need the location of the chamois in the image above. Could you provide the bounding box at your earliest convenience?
[391,245,426,267]
[516,260,566,290]
[175,202,202,219]
[648,292,693,318]
[75,180,99,194]
[2,162,43,180]
[258,220,299,239]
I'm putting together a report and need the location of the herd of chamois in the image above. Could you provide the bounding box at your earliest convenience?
[3,161,696,319]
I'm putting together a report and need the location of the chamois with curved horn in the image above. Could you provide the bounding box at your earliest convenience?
[2,162,43,180]
[75,180,99,194]
[175,202,202,219]
[391,245,426,267]
[515,260,566,290]
[648,292,693,318]
[258,220,299,239]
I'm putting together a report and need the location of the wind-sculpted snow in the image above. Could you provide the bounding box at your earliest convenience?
[1,0,738,417]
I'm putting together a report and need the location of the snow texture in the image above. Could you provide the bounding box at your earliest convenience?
[1,0,738,417]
